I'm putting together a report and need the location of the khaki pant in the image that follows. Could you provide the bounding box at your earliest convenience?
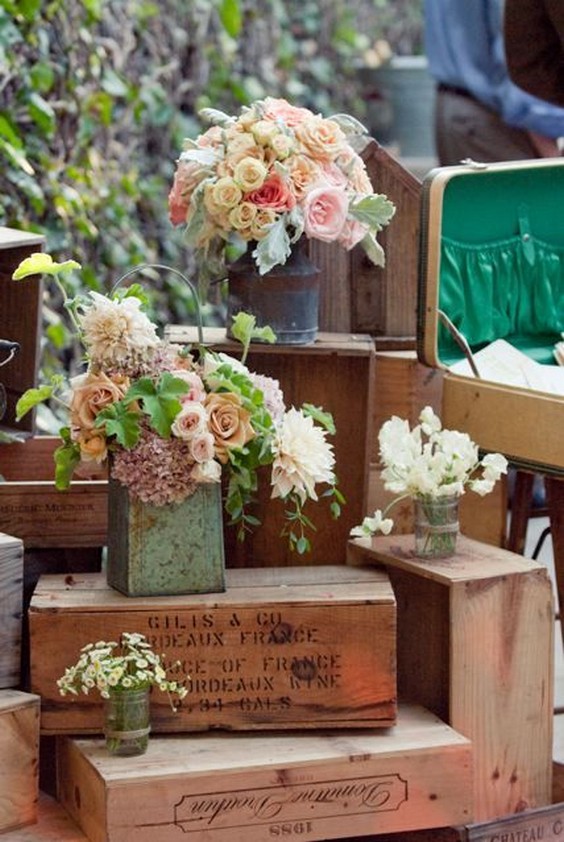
[435,88,540,166]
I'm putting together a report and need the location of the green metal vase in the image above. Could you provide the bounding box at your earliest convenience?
[106,479,226,597]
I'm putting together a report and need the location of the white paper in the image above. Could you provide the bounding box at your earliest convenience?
[449,338,564,396]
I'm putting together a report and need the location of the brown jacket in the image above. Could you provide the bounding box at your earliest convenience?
[504,0,564,107]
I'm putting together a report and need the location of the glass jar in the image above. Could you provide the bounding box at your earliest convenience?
[104,686,151,756]
[414,494,460,559]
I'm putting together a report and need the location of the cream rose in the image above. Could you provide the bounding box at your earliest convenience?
[211,177,243,210]
[233,157,268,192]
[205,392,255,463]
[70,371,129,432]
[251,119,280,146]
[250,208,279,240]
[229,201,258,236]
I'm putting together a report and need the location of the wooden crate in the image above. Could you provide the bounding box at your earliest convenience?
[305,139,421,338]
[0,436,107,549]
[0,690,40,834]
[29,565,397,734]
[0,532,23,689]
[0,792,87,841]
[56,703,472,842]
[0,226,44,435]
[347,534,554,822]
[165,327,375,567]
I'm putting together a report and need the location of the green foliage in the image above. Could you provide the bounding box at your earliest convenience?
[0,0,420,423]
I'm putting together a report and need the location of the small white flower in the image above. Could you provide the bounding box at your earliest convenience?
[419,405,442,436]
[350,510,394,538]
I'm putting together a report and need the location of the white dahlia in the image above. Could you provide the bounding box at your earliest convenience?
[271,407,335,504]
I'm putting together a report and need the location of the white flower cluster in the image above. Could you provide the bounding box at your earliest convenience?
[351,406,508,539]
[57,632,188,707]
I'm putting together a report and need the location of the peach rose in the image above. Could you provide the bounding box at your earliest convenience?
[261,97,313,127]
[205,392,255,463]
[295,116,347,161]
[70,371,129,432]
[302,185,348,242]
[246,173,296,212]
[250,208,279,240]
[286,154,321,198]
[77,431,108,464]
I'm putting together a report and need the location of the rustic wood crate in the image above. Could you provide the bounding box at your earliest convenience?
[56,703,472,842]
[165,327,375,567]
[0,792,87,842]
[0,436,107,549]
[0,532,23,688]
[348,534,554,822]
[0,226,44,435]
[29,565,397,734]
[306,139,421,338]
[0,690,40,834]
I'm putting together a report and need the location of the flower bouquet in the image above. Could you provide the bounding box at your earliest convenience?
[351,406,508,558]
[12,254,343,556]
[168,96,396,280]
[57,631,188,755]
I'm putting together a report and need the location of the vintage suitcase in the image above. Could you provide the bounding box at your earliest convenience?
[418,158,564,474]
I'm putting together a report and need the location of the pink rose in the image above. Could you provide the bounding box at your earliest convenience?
[261,97,313,127]
[302,185,348,242]
[246,174,297,212]
[338,218,369,250]
[190,432,215,463]
[319,162,348,189]
[171,403,208,440]
[168,160,206,226]
[170,369,206,403]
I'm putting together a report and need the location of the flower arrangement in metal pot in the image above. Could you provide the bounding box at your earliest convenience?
[168,96,396,279]
[12,253,343,553]
[351,406,508,557]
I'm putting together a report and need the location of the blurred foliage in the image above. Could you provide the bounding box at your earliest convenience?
[0,0,422,430]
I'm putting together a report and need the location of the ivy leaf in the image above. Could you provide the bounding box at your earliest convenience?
[125,373,188,438]
[15,384,54,421]
[54,433,81,490]
[230,311,276,362]
[12,253,81,281]
[219,0,242,37]
[95,403,141,449]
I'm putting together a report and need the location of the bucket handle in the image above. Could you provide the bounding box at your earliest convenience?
[110,263,203,345]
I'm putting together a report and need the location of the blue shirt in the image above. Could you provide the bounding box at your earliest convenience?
[424,0,564,138]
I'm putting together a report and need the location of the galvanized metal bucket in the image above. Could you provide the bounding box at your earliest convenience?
[226,241,320,345]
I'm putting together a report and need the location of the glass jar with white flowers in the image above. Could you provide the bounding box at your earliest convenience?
[57,632,188,756]
[351,406,508,559]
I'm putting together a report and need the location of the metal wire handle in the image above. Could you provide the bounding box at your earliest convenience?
[110,263,204,345]
[0,340,19,368]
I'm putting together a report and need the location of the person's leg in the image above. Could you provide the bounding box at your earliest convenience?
[435,90,539,166]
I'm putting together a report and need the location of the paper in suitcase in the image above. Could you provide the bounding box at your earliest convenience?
[418,158,564,473]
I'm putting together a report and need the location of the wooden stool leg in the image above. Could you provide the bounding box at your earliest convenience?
[507,470,535,554]
[545,476,564,645]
